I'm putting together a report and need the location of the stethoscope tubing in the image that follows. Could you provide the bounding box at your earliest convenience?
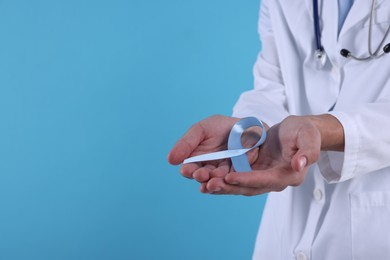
[313,0,323,52]
[313,0,390,61]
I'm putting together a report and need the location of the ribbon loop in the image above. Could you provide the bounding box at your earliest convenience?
[183,117,267,172]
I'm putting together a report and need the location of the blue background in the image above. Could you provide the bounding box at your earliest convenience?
[0,0,266,259]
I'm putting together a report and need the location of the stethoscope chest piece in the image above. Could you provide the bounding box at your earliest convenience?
[315,48,327,68]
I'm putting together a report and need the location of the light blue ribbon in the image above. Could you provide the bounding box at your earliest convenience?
[183,117,267,172]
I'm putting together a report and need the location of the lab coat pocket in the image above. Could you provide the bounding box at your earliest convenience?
[350,191,390,260]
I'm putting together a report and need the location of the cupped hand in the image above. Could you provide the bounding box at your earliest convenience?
[168,115,266,182]
[202,116,322,195]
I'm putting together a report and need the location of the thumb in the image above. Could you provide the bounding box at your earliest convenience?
[167,122,205,165]
[291,128,321,172]
[291,155,308,172]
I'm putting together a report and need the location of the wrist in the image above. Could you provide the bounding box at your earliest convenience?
[307,114,345,151]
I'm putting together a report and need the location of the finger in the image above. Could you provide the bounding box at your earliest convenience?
[200,182,210,193]
[193,165,216,183]
[210,160,232,178]
[246,148,260,165]
[180,163,201,179]
[224,170,291,191]
[167,123,205,165]
[206,177,266,196]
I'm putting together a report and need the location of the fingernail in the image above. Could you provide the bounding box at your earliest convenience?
[212,187,221,192]
[299,156,307,171]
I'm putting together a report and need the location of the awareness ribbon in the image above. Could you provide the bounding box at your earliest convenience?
[182,117,267,172]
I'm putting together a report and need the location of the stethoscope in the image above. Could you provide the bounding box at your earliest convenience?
[313,0,390,62]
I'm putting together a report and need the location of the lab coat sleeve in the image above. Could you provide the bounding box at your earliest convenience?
[320,93,390,183]
[232,0,289,126]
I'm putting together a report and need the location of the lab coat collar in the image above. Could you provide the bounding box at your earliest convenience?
[304,0,386,40]
[339,0,386,38]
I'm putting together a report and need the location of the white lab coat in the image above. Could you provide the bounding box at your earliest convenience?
[233,0,390,259]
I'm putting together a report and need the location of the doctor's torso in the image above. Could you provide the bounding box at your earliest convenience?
[251,0,390,259]
[270,0,390,115]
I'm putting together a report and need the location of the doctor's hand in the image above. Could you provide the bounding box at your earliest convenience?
[167,115,265,183]
[202,115,344,196]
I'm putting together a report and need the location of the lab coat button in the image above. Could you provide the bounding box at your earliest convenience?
[313,189,323,201]
[296,252,308,260]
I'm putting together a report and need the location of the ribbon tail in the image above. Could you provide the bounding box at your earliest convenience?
[183,148,250,164]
